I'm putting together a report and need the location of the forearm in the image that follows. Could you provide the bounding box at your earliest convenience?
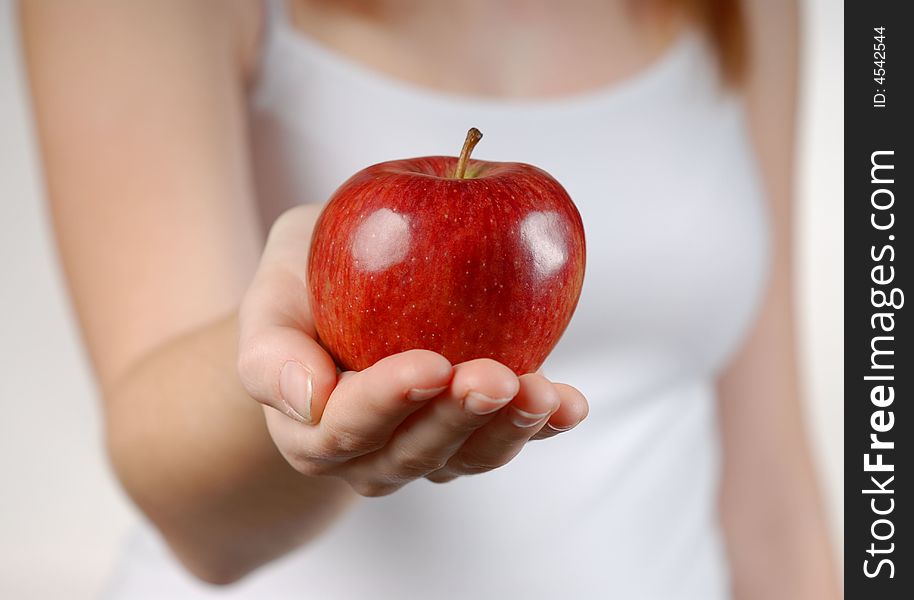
[719,354,839,598]
[718,268,838,599]
[723,481,840,600]
[718,318,840,599]
[105,313,356,584]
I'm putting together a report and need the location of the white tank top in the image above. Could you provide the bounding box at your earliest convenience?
[105,2,770,598]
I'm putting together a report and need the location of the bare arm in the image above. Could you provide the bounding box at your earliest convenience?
[718,1,840,598]
[21,0,355,583]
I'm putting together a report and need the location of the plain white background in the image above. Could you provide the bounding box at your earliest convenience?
[0,2,843,598]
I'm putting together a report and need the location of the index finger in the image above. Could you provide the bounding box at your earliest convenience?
[313,350,454,457]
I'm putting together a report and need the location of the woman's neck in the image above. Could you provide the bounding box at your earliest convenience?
[288,0,687,99]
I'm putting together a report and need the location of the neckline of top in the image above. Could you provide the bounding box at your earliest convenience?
[262,5,707,115]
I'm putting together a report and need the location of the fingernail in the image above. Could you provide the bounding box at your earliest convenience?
[407,386,448,402]
[545,422,574,433]
[464,392,511,416]
[279,361,312,424]
[510,408,550,428]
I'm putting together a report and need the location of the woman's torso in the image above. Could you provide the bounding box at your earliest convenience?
[106,2,770,598]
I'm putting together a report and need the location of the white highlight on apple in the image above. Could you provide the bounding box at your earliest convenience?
[351,208,411,272]
[520,210,567,278]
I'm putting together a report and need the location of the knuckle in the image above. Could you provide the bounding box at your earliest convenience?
[458,463,494,475]
[292,458,328,477]
[235,348,263,398]
[320,423,384,457]
[304,444,338,464]
[485,428,523,446]
[236,335,278,405]
[285,448,337,477]
[394,451,447,477]
[268,206,307,240]
[292,456,335,477]
[453,453,504,475]
[433,402,484,433]
[425,472,457,484]
[351,480,399,498]
[441,412,482,436]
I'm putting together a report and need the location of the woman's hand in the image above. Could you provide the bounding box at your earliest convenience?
[238,205,589,496]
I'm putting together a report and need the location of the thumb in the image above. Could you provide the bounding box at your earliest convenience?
[237,322,338,425]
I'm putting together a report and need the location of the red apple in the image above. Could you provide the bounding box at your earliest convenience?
[307,128,585,375]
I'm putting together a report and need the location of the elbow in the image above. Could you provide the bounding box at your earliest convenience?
[153,521,254,587]
[103,406,253,587]
[170,551,249,587]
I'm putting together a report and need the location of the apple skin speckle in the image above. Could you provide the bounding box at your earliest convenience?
[307,155,586,375]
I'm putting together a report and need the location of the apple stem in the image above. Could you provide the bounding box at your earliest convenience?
[454,127,483,179]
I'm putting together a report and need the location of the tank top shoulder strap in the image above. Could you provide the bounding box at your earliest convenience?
[271,0,295,26]
[261,0,293,46]
[250,0,293,97]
